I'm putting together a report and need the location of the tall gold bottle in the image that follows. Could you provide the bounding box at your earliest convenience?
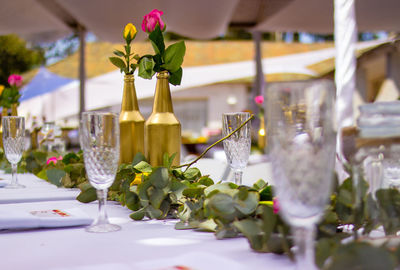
[145,71,181,167]
[119,74,145,164]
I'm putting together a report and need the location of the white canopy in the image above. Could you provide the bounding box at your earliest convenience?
[19,39,383,123]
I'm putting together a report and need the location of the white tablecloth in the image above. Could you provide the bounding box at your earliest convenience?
[0,170,294,270]
[0,200,294,270]
[0,173,80,203]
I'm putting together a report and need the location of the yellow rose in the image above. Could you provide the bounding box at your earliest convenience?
[124,23,137,40]
[130,172,150,186]
[0,85,4,95]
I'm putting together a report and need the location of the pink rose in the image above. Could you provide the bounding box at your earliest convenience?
[46,156,63,166]
[273,197,280,214]
[142,9,165,33]
[254,95,264,105]
[8,74,23,87]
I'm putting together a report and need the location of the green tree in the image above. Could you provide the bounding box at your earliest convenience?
[0,35,44,86]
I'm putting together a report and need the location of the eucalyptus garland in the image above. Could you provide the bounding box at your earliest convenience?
[4,147,400,269]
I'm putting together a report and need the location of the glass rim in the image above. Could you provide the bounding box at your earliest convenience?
[2,116,24,119]
[222,112,251,116]
[81,111,118,117]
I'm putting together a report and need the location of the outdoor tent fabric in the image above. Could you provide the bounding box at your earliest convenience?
[0,0,70,42]
[334,0,357,166]
[19,40,382,122]
[254,0,400,33]
[20,67,75,102]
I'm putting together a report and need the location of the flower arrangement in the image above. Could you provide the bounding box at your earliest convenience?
[254,95,264,117]
[109,9,186,86]
[138,9,186,85]
[1,74,23,108]
[109,23,140,75]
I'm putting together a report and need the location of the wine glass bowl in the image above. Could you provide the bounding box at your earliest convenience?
[80,112,120,233]
[267,81,336,268]
[222,112,251,185]
[2,116,25,189]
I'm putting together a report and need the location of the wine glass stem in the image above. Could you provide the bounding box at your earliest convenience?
[97,189,109,225]
[11,163,18,186]
[293,225,317,270]
[234,170,243,185]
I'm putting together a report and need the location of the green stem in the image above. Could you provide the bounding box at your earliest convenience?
[175,114,254,172]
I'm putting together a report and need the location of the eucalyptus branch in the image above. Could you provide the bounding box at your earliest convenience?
[175,114,254,172]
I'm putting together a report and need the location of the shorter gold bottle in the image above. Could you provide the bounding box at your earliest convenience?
[119,74,145,164]
[11,104,18,116]
[145,71,181,167]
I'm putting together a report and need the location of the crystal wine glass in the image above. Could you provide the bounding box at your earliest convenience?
[267,81,336,269]
[222,112,251,185]
[80,112,120,233]
[2,116,25,189]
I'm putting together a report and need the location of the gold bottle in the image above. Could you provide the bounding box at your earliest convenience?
[145,71,181,167]
[11,104,17,116]
[119,74,145,164]
[257,115,267,152]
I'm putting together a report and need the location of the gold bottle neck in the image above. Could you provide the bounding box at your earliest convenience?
[153,71,173,113]
[121,74,139,111]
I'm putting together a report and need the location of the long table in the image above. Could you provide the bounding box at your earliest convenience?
[0,173,294,270]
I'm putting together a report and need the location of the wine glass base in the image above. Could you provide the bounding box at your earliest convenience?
[85,223,121,233]
[5,183,26,189]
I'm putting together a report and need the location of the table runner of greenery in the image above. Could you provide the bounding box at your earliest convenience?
[1,149,400,269]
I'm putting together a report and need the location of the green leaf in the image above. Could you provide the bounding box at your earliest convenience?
[206,193,236,218]
[146,205,163,219]
[168,67,182,86]
[113,50,125,57]
[252,179,267,190]
[234,219,265,250]
[162,41,186,72]
[204,182,235,197]
[326,242,396,270]
[149,188,165,209]
[76,187,97,203]
[315,238,339,269]
[133,54,140,60]
[125,191,140,211]
[182,187,205,198]
[33,151,48,165]
[198,176,214,186]
[376,188,400,235]
[238,187,248,201]
[132,152,146,166]
[149,25,165,55]
[130,208,146,220]
[138,56,156,79]
[234,191,259,215]
[197,219,217,232]
[36,169,48,180]
[46,168,66,187]
[183,167,201,180]
[149,167,169,189]
[109,57,126,70]
[175,221,196,230]
[259,185,273,201]
[62,152,80,165]
[133,161,152,173]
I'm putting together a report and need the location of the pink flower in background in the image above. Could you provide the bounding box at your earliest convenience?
[46,156,63,166]
[273,197,280,214]
[8,74,23,87]
[254,95,264,105]
[142,9,165,33]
